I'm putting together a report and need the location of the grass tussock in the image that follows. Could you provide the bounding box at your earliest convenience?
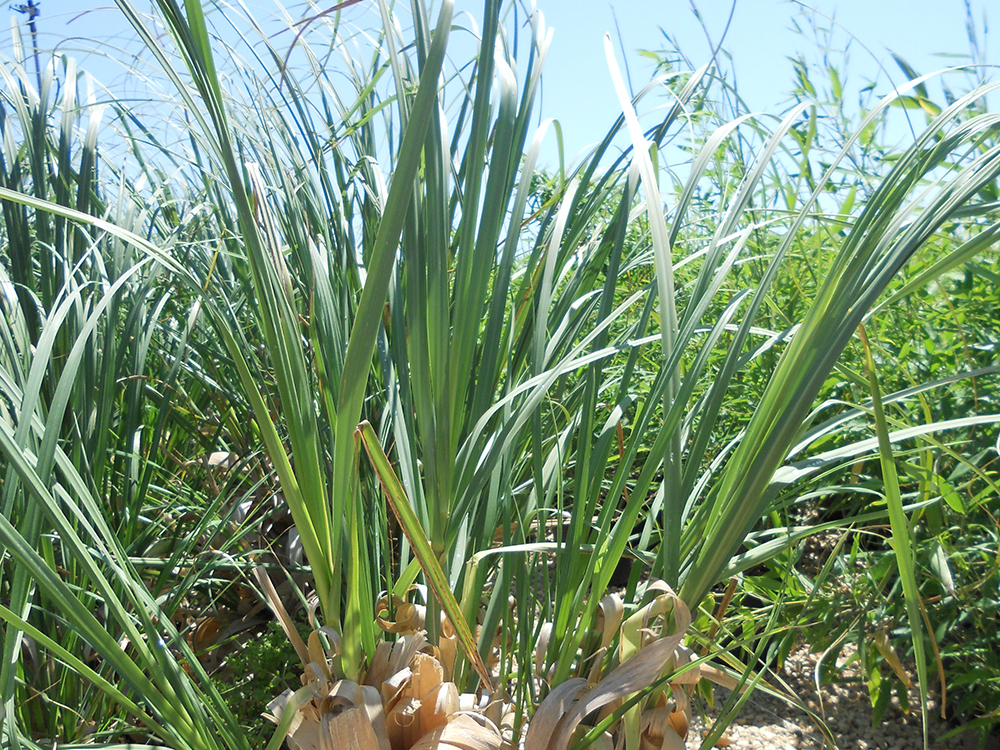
[0,2,998,749]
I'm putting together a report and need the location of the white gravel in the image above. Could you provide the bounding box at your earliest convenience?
[684,645,973,750]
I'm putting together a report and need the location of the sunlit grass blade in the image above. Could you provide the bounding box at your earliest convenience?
[356,420,494,692]
[859,323,929,748]
[604,34,683,585]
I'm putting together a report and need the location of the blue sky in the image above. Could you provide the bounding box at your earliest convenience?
[534,0,993,166]
[3,1,993,167]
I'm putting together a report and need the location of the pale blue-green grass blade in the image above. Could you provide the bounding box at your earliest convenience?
[860,323,930,749]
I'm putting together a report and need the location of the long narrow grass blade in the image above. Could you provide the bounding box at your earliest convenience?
[604,34,682,584]
[859,323,929,749]
[356,421,494,692]
[330,0,454,659]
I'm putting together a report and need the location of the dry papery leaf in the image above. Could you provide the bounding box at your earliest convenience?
[874,630,913,689]
[524,580,738,750]
[268,653,504,750]
[259,570,742,750]
[640,706,686,750]
[377,592,428,635]
[258,569,504,750]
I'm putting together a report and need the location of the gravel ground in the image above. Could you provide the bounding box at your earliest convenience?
[684,645,984,750]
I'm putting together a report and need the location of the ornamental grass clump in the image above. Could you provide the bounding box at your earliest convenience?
[0,1,998,749]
